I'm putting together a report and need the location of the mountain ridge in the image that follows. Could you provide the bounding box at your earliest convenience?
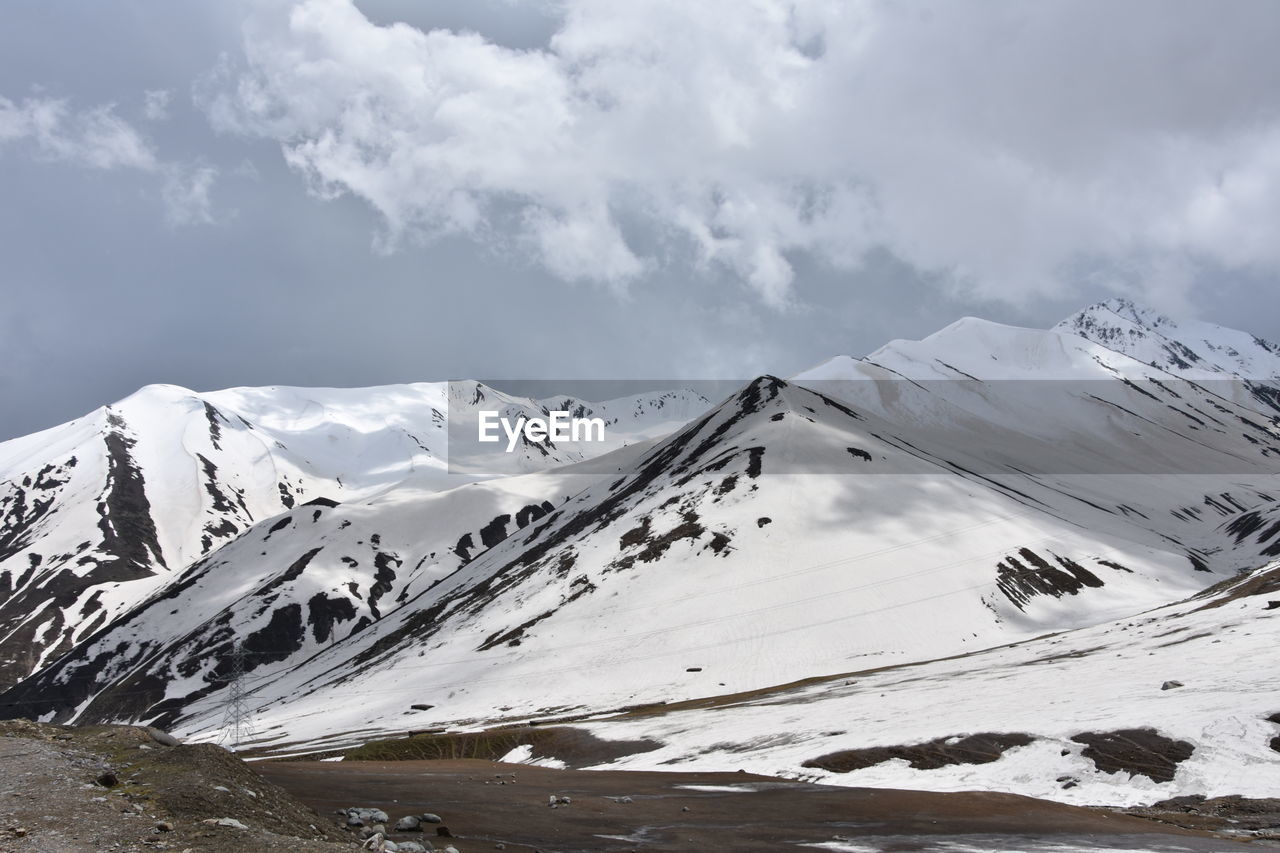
[1,300,1278,807]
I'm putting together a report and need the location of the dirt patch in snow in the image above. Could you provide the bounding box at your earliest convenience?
[800,732,1035,773]
[1190,562,1280,611]
[1071,728,1195,783]
[344,725,661,768]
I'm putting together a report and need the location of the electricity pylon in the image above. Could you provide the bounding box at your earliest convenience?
[217,641,255,752]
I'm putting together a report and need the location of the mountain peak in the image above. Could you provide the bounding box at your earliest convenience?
[1057,299,1280,381]
[1060,298,1173,334]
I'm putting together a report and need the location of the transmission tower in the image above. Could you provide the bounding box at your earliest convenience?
[217,641,256,751]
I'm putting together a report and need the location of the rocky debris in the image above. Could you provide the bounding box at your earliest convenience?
[343,806,390,826]
[0,719,359,851]
[548,794,572,807]
[1160,680,1184,690]
[1125,795,1280,837]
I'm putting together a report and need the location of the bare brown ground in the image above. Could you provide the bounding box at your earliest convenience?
[257,758,1250,852]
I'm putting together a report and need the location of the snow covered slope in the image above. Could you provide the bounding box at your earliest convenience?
[0,381,708,687]
[579,557,1280,808]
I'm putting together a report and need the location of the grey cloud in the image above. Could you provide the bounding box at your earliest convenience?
[196,0,1280,310]
[2,0,1279,445]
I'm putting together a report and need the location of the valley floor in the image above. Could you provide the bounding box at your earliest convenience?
[257,758,1256,853]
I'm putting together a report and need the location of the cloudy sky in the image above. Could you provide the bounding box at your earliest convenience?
[2,0,1279,439]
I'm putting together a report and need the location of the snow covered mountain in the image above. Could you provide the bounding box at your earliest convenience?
[1058,298,1280,381]
[1,300,1278,807]
[0,381,708,687]
[1056,297,1280,415]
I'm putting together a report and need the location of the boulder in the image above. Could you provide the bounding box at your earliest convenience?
[142,726,181,747]
[398,843,432,853]
[346,807,390,825]
[394,815,422,832]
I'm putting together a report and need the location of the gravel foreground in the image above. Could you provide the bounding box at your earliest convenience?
[0,720,359,853]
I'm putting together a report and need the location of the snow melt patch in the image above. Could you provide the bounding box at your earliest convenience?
[498,744,567,769]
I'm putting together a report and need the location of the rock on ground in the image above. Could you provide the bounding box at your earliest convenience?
[0,720,361,852]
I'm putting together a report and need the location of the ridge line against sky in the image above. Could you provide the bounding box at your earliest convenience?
[1,0,1279,439]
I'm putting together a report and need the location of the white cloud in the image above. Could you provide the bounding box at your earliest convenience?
[162,164,218,226]
[143,89,172,122]
[0,93,217,227]
[197,0,1280,307]
[0,95,157,170]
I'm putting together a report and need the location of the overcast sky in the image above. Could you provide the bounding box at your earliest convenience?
[2,0,1279,440]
